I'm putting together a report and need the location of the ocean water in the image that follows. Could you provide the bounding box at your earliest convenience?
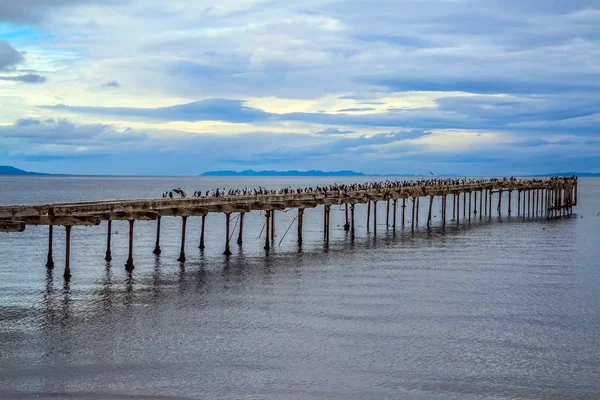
[0,176,599,400]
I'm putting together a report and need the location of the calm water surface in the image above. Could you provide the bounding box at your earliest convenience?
[1,176,599,400]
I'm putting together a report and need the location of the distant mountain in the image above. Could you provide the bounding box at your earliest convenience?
[201,169,367,177]
[0,166,47,175]
[535,172,600,177]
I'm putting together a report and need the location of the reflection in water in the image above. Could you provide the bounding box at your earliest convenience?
[1,176,599,399]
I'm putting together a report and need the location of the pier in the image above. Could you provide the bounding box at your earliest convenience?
[0,177,577,280]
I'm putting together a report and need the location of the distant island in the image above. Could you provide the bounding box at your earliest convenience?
[199,169,428,177]
[0,166,47,175]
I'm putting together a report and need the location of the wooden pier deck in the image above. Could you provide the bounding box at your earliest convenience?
[0,177,578,280]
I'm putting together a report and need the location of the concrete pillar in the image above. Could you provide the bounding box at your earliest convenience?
[199,214,206,250]
[125,220,134,271]
[237,213,244,245]
[152,216,161,255]
[64,225,72,280]
[223,213,232,256]
[105,220,113,261]
[178,216,187,262]
[46,224,54,269]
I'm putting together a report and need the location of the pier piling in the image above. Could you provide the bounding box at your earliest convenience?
[152,216,161,255]
[46,224,54,269]
[125,220,134,270]
[105,220,113,261]
[223,213,232,256]
[64,225,71,280]
[237,213,244,245]
[199,214,206,250]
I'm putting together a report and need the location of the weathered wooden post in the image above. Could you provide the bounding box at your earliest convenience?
[271,210,275,242]
[386,199,390,228]
[373,201,378,234]
[415,197,419,226]
[152,216,161,255]
[64,225,72,280]
[237,213,244,245]
[442,194,447,228]
[393,199,397,231]
[199,214,206,250]
[344,203,350,231]
[367,201,371,233]
[178,216,188,262]
[484,189,488,216]
[427,195,434,228]
[452,193,456,220]
[468,191,472,221]
[264,211,270,251]
[350,204,355,237]
[223,213,232,256]
[125,220,134,271]
[297,208,304,244]
[105,220,113,261]
[402,198,406,226]
[46,224,54,269]
[497,189,502,216]
[411,197,416,232]
[325,205,331,244]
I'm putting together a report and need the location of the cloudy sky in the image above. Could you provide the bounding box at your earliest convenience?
[0,0,598,175]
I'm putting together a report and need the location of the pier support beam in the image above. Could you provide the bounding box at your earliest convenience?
[64,225,71,280]
[463,191,466,219]
[237,213,244,245]
[125,220,134,271]
[452,193,456,220]
[152,216,161,255]
[367,201,371,233]
[386,199,390,228]
[344,203,350,231]
[199,214,206,250]
[297,208,304,245]
[415,197,419,226]
[498,189,503,216]
[350,204,355,237]
[105,220,112,261]
[46,224,54,269]
[468,191,472,221]
[411,197,416,233]
[373,201,378,235]
[508,190,512,216]
[402,198,406,227]
[479,190,483,219]
[518,190,521,217]
[456,192,460,226]
[177,216,188,262]
[393,199,397,231]
[484,190,488,216]
[271,210,275,242]
[473,191,477,217]
[427,195,434,228]
[223,213,232,256]
[264,211,271,251]
[324,205,331,244]
[442,195,447,228]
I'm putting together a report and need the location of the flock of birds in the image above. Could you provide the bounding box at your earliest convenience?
[160,176,577,199]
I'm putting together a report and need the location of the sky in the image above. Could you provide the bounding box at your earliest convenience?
[0,0,598,176]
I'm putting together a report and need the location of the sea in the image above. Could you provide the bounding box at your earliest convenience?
[0,176,599,400]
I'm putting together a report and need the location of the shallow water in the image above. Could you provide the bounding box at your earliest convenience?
[1,176,599,400]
